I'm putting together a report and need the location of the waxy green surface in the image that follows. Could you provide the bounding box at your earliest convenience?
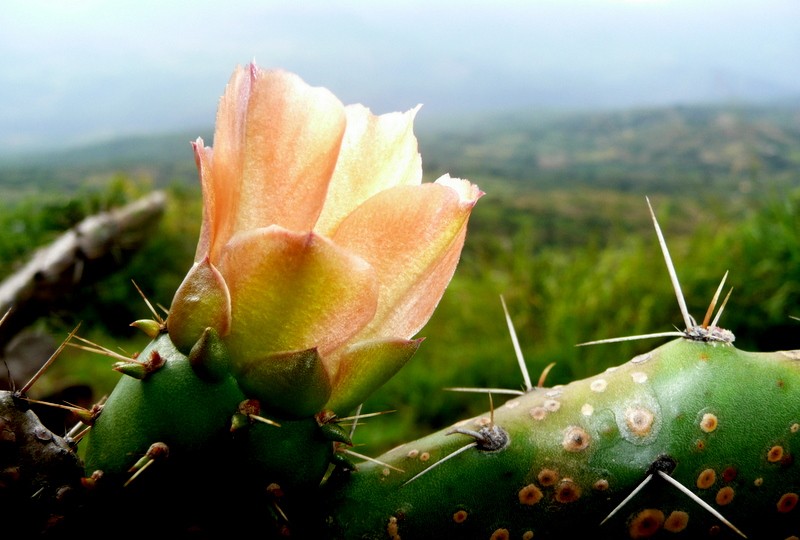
[322,339,800,539]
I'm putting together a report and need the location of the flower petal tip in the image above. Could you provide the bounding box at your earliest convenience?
[434,174,484,204]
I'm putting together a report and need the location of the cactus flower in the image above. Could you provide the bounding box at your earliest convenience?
[167,63,481,417]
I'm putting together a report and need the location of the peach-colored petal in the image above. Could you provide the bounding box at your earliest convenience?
[167,257,232,354]
[314,104,423,236]
[332,179,481,341]
[216,225,379,363]
[207,66,347,261]
[201,66,249,261]
[192,139,215,261]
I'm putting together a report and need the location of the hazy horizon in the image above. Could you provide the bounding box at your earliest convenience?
[2,0,799,156]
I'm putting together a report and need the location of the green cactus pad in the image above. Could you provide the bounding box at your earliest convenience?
[321,339,800,539]
[83,334,245,478]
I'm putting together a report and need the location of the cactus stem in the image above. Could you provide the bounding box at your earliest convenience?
[655,470,747,539]
[401,441,478,487]
[17,322,81,395]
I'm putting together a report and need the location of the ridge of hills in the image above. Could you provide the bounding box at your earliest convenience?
[1,102,798,200]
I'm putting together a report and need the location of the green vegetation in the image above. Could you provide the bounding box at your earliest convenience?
[1,103,797,457]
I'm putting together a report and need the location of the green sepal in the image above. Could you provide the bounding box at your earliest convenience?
[329,450,358,472]
[325,338,423,415]
[113,360,148,379]
[188,327,231,382]
[130,319,162,338]
[230,412,249,432]
[318,421,352,446]
[167,257,232,354]
[234,347,331,418]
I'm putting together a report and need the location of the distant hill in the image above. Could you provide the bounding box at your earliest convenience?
[1,103,798,200]
[419,103,800,194]
[0,129,212,197]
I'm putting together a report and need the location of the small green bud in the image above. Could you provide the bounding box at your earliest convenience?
[130,319,163,338]
[188,327,231,382]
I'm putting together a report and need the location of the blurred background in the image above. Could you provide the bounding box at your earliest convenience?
[1,0,798,453]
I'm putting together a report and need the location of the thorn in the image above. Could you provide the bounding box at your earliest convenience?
[68,424,92,444]
[500,295,533,392]
[646,196,694,331]
[337,409,396,423]
[710,287,733,329]
[18,397,99,425]
[249,414,281,428]
[656,471,747,538]
[18,323,81,395]
[537,362,557,388]
[125,442,169,487]
[443,387,524,396]
[231,399,281,430]
[341,448,404,473]
[265,483,290,524]
[447,422,509,452]
[156,303,170,318]
[112,350,165,379]
[402,442,477,486]
[0,307,12,327]
[702,271,729,328]
[68,335,137,363]
[577,331,686,347]
[132,279,164,325]
[599,474,654,526]
[346,403,363,440]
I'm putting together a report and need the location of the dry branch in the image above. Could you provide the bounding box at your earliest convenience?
[0,191,167,350]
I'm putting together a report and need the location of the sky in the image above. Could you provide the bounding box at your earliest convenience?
[1,0,798,154]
